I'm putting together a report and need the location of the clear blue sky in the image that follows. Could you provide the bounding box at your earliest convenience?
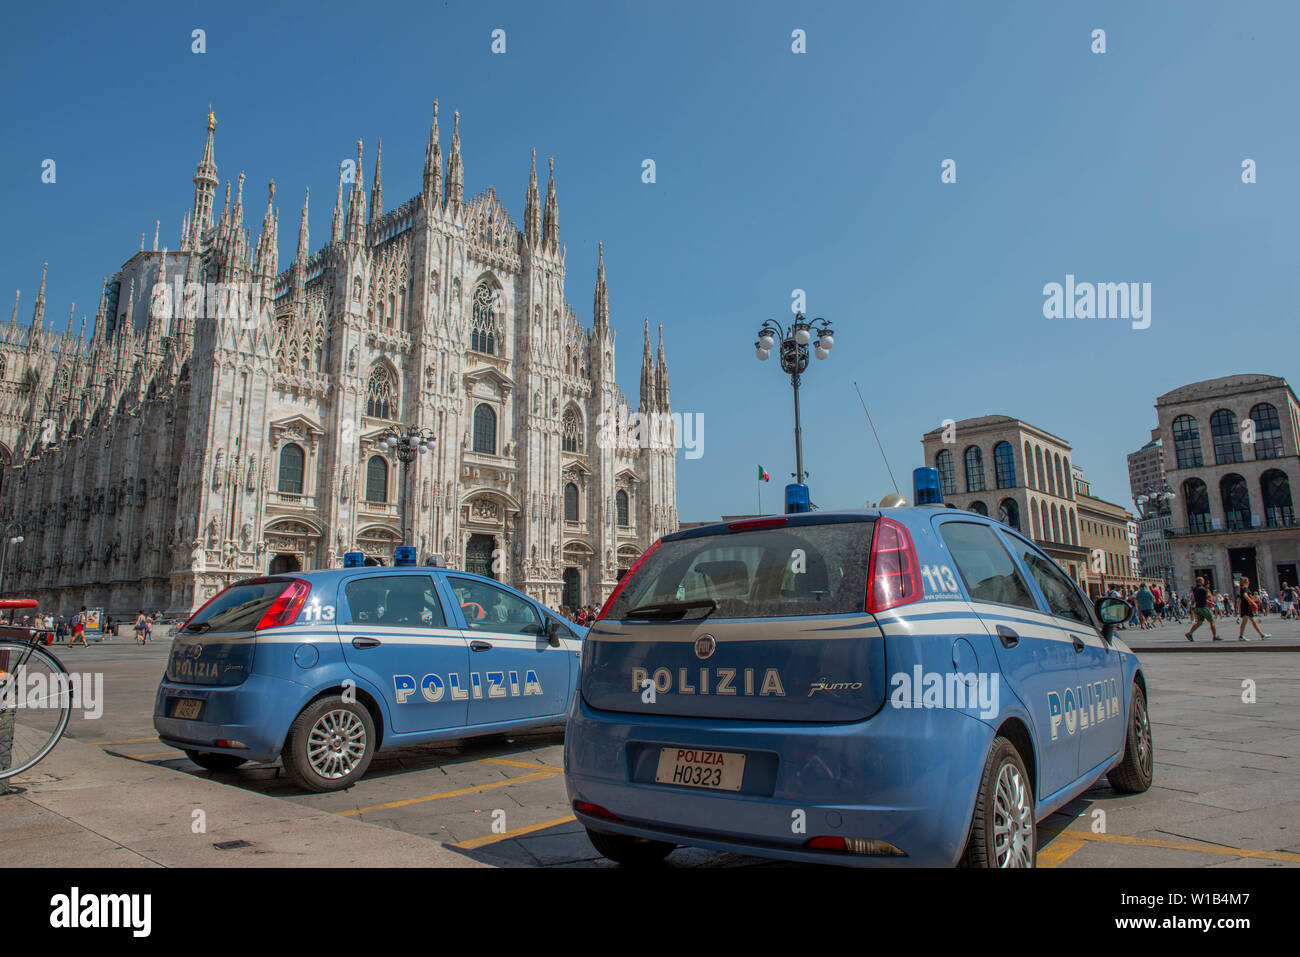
[2,1,1295,521]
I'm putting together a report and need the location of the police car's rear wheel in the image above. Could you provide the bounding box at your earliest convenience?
[585,828,675,867]
[184,750,248,772]
[1107,683,1154,794]
[282,696,376,792]
[961,736,1036,868]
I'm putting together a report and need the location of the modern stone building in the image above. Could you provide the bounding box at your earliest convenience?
[0,107,677,616]
[1127,430,1166,502]
[1153,374,1299,593]
[921,415,1089,586]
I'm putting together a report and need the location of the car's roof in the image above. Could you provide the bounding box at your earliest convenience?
[256,566,510,589]
[665,506,1009,541]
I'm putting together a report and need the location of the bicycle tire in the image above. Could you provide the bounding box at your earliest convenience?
[0,640,73,781]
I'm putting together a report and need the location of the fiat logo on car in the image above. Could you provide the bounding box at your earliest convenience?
[694,634,716,660]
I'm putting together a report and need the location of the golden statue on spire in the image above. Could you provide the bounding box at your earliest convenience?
[207,104,216,132]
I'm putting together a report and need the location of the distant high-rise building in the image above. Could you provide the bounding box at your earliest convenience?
[1127,429,1167,503]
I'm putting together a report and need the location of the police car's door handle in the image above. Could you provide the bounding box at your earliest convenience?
[1071,635,1085,653]
[995,625,1019,648]
[351,637,381,649]
[470,640,493,652]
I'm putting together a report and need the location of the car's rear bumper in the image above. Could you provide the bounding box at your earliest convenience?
[564,695,994,867]
[153,673,311,762]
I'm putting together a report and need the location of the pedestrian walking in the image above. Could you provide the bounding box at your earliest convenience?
[70,606,89,647]
[1282,582,1296,620]
[133,610,148,645]
[1185,577,1218,642]
[1134,584,1155,629]
[1235,578,1269,641]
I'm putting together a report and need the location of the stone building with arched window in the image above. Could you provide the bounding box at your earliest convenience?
[1152,374,1300,594]
[0,106,677,615]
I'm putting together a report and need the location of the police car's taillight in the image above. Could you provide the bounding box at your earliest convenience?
[806,836,905,857]
[574,801,621,821]
[254,579,312,630]
[865,517,921,614]
[595,539,661,622]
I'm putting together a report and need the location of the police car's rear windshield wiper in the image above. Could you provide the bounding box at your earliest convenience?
[625,599,717,621]
[182,621,212,634]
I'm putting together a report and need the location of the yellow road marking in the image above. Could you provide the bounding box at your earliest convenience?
[481,757,561,772]
[338,769,560,817]
[1037,835,1086,868]
[453,814,578,849]
[118,750,186,760]
[1041,828,1300,864]
[94,736,161,747]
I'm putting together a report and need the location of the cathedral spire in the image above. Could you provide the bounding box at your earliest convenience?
[32,261,47,331]
[190,107,219,238]
[296,188,310,263]
[592,241,609,330]
[254,180,277,283]
[542,157,559,249]
[370,139,383,221]
[524,149,541,248]
[8,290,18,328]
[93,278,107,340]
[445,110,464,209]
[639,317,655,412]
[293,188,310,307]
[346,140,367,244]
[423,101,442,202]
[152,220,160,252]
[331,164,345,245]
[656,322,670,410]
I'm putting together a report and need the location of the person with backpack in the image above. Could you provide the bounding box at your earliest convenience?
[69,606,89,647]
[1235,578,1269,641]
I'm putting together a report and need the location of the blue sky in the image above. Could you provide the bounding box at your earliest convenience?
[1,1,1295,521]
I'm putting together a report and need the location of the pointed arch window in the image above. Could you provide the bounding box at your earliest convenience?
[562,408,583,453]
[564,482,580,522]
[616,489,630,527]
[366,365,397,420]
[278,444,305,494]
[471,281,499,355]
[473,403,496,454]
[365,455,388,503]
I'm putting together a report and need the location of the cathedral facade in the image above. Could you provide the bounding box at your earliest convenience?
[0,106,677,616]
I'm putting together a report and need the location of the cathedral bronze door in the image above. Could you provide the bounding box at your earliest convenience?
[562,568,581,608]
[466,534,496,579]
[269,553,302,575]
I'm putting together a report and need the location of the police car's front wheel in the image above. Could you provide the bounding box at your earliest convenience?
[282,696,376,792]
[1107,683,1154,794]
[585,828,675,867]
[961,737,1036,868]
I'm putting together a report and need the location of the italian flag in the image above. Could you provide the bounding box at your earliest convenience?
[758,465,771,482]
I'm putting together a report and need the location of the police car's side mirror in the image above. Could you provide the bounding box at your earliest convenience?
[546,619,563,647]
[1094,597,1131,643]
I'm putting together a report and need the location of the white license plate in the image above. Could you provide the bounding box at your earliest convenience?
[654,748,746,791]
[173,698,203,720]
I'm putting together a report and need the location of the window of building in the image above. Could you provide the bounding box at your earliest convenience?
[936,449,956,496]
[365,455,388,502]
[1220,473,1251,530]
[562,408,583,453]
[1183,477,1210,533]
[968,500,988,516]
[1211,409,1243,465]
[471,281,498,355]
[366,365,397,420]
[564,482,579,522]
[616,489,630,526]
[1250,403,1284,459]
[277,444,304,494]
[1034,446,1046,491]
[1172,415,1203,469]
[472,403,496,454]
[1261,469,1294,527]
[994,441,1016,489]
[964,446,986,492]
[998,498,1020,530]
[1023,441,1035,490]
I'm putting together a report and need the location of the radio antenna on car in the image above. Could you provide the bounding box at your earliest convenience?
[853,381,900,497]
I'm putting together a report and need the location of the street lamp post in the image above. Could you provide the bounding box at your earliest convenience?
[375,426,437,549]
[754,312,835,487]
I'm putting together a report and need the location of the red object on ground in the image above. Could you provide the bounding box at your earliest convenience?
[0,599,39,609]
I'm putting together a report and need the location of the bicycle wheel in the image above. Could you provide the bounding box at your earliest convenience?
[0,640,73,781]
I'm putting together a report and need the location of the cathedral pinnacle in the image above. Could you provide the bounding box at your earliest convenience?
[524,148,540,247]
[424,101,443,201]
[346,140,367,243]
[370,139,384,221]
[593,241,609,330]
[332,165,345,245]
[445,110,464,209]
[542,157,559,248]
[639,316,655,412]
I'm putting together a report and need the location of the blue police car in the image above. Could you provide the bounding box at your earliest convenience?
[154,550,584,792]
[564,471,1153,867]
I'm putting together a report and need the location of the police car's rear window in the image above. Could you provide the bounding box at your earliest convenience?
[183,580,293,633]
[607,521,874,620]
